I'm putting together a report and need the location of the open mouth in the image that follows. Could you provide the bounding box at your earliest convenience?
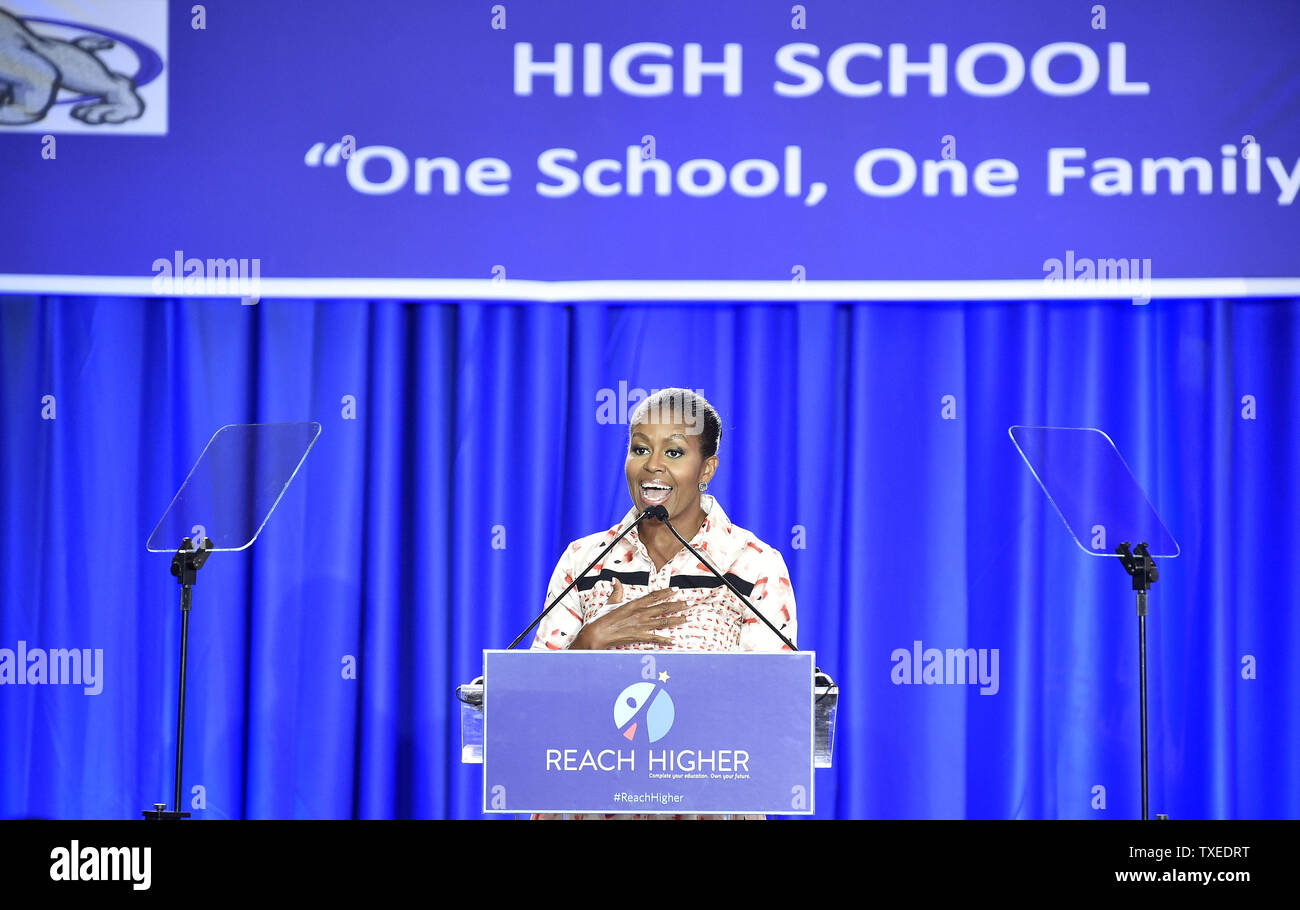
[640,481,672,505]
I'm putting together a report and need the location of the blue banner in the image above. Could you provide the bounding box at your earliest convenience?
[1,0,1298,300]
[483,650,815,815]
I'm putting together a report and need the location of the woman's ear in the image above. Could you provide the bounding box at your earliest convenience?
[702,455,719,485]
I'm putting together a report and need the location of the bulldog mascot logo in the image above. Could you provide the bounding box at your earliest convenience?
[0,4,144,125]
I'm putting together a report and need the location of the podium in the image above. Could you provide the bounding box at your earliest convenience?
[458,650,836,816]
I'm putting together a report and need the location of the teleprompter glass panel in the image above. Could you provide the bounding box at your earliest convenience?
[147,422,321,553]
[1009,426,1178,558]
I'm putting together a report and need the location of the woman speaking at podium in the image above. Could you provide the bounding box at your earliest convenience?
[531,387,797,657]
[529,388,797,819]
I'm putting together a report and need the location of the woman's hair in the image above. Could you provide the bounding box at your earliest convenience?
[628,388,723,459]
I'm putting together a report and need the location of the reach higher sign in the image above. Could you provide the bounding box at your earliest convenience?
[481,650,815,815]
[2,0,1297,300]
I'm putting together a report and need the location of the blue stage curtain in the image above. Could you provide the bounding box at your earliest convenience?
[1,293,1296,819]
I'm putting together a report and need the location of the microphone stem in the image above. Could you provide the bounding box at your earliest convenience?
[506,508,658,650]
[656,516,800,654]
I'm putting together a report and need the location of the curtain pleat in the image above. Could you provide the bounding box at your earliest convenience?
[0,294,1295,819]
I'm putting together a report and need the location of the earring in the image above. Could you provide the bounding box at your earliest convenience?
[698,481,708,492]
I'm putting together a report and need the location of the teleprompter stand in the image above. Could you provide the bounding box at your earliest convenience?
[141,422,321,820]
[1010,426,1179,821]
[141,537,211,821]
[1116,541,1159,820]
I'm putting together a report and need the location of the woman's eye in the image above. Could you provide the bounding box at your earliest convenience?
[667,449,684,457]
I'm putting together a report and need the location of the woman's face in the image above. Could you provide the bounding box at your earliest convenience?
[625,417,717,521]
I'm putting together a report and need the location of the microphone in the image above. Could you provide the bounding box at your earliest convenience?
[650,509,799,654]
[506,506,663,650]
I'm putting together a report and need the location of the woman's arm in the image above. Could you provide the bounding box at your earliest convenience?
[530,550,587,650]
[739,549,797,652]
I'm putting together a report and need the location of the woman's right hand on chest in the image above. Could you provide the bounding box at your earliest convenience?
[572,580,688,650]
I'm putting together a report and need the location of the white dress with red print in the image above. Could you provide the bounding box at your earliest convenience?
[530,495,797,819]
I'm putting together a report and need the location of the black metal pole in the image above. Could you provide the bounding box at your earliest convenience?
[1118,541,1157,821]
[144,537,207,820]
[174,586,192,815]
[1138,594,1149,821]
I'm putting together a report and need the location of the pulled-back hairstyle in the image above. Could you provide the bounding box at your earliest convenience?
[628,388,722,459]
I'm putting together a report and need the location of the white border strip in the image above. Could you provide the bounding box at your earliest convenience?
[1,275,1298,301]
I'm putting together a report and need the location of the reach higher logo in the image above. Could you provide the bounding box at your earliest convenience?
[544,670,751,775]
[614,680,674,742]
